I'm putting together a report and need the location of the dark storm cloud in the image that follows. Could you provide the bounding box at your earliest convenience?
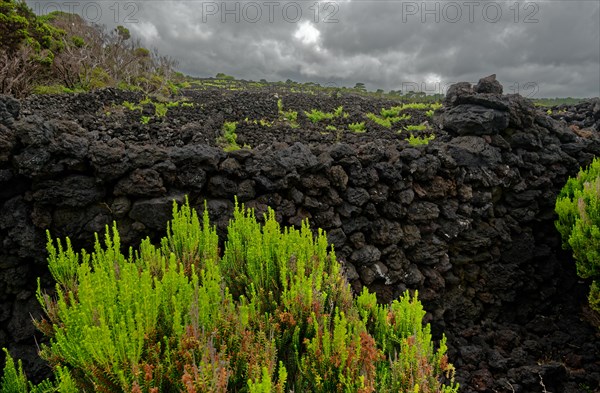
[28,0,600,97]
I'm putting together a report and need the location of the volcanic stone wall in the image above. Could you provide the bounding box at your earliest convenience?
[1,83,600,388]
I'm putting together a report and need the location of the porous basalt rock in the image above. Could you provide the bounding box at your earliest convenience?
[1,84,599,391]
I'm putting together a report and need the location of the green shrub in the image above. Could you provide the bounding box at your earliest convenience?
[215,72,235,80]
[2,198,458,392]
[407,134,435,146]
[31,84,75,95]
[380,107,401,118]
[87,67,113,89]
[217,121,240,151]
[555,157,600,313]
[366,113,392,128]
[305,109,330,123]
[123,100,142,111]
[348,121,366,133]
[154,102,168,118]
[117,82,143,92]
[277,99,299,128]
[399,103,429,111]
[1,348,78,393]
[304,106,344,123]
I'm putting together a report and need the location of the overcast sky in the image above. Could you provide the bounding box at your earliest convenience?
[30,0,600,97]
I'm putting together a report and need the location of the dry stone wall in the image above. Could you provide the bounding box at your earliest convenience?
[1,81,600,391]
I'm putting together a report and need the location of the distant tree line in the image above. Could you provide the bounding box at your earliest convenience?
[0,0,181,97]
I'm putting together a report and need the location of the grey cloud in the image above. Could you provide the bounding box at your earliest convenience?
[27,0,600,97]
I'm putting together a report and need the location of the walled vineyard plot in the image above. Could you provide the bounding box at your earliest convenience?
[1,78,600,392]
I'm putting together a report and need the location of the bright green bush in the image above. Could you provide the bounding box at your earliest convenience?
[407,134,435,146]
[555,157,600,313]
[304,106,344,123]
[217,121,240,151]
[365,112,410,129]
[2,198,457,392]
[348,122,366,133]
[1,348,78,393]
[366,113,393,129]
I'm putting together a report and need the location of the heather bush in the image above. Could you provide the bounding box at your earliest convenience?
[2,198,457,392]
[555,157,600,313]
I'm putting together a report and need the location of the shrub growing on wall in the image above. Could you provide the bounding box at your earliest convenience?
[555,157,600,313]
[2,198,458,392]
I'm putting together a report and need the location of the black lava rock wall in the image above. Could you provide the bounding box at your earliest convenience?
[1,80,600,391]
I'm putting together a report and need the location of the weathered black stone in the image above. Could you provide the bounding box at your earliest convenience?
[1,85,599,391]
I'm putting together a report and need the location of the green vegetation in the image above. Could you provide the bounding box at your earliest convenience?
[1,1,180,97]
[154,102,168,118]
[217,121,241,151]
[277,99,299,128]
[407,134,435,146]
[555,158,600,313]
[186,77,445,103]
[304,106,345,123]
[121,97,192,122]
[1,198,457,392]
[404,124,428,132]
[123,100,142,111]
[259,119,272,127]
[533,97,589,107]
[31,84,85,95]
[348,121,366,133]
[365,112,409,129]
[244,118,273,128]
[325,125,337,131]
[366,113,392,129]
[365,105,418,129]
[215,72,235,80]
[1,349,78,393]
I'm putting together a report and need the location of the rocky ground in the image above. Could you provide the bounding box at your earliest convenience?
[2,79,600,392]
